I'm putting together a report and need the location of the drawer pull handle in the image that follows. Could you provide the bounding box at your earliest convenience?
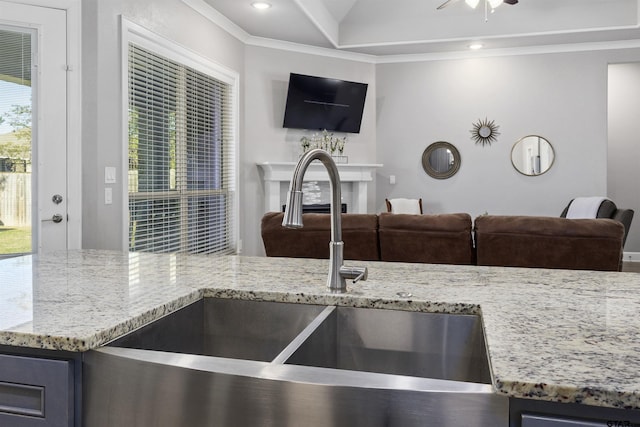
[0,381,45,418]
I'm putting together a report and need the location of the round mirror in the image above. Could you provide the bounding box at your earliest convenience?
[479,126,491,138]
[511,135,555,176]
[422,142,461,179]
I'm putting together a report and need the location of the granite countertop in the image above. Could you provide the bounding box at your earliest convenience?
[1,250,639,410]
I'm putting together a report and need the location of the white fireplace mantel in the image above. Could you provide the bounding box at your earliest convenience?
[257,162,383,214]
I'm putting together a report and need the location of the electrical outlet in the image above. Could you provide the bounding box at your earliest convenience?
[105,188,113,205]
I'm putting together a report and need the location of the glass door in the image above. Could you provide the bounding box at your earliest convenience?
[0,2,67,258]
[0,26,33,257]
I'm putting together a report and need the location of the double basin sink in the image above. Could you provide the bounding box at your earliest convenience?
[83,298,508,426]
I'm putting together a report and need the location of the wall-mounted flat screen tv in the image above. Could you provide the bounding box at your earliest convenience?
[282,73,368,134]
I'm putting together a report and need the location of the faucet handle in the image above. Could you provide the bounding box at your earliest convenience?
[339,266,368,284]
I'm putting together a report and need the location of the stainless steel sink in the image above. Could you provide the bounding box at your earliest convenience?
[108,298,326,362]
[285,306,491,383]
[84,298,508,427]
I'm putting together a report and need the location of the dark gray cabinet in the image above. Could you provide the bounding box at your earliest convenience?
[522,413,618,426]
[0,353,73,426]
[511,398,640,427]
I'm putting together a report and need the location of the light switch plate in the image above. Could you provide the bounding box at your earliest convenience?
[105,188,113,205]
[105,167,116,184]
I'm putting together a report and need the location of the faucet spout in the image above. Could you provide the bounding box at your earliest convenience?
[282,149,367,293]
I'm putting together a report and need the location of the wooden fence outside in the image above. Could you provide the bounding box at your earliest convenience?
[0,172,31,227]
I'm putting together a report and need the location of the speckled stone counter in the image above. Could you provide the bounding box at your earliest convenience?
[1,250,640,411]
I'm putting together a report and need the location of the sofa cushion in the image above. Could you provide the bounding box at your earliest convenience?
[261,212,380,261]
[378,212,474,265]
[474,215,624,271]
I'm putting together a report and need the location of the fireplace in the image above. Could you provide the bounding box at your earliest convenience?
[282,203,347,214]
[257,162,382,214]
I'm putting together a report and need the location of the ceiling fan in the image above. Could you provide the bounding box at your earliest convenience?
[437,0,518,11]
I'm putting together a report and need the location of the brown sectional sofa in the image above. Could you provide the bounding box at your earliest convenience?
[474,215,625,271]
[378,213,474,265]
[261,212,625,271]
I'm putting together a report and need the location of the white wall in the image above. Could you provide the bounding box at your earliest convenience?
[375,51,629,220]
[81,0,245,250]
[609,62,640,254]
[241,45,376,256]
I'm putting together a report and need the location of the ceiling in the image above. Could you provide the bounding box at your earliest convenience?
[198,0,640,59]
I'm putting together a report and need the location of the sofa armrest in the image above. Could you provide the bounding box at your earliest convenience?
[474,215,624,271]
[378,213,474,265]
[612,208,634,247]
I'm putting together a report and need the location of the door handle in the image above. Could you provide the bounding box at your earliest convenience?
[43,214,64,223]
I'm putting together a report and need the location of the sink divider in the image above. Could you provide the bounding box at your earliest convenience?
[270,305,335,365]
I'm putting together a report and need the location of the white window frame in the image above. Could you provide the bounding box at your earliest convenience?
[121,17,239,253]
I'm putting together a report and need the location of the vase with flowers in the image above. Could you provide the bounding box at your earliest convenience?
[300,130,348,163]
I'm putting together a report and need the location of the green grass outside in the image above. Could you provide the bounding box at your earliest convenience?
[0,226,31,255]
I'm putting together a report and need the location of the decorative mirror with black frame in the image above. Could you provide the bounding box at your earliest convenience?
[511,135,555,176]
[422,142,461,179]
[471,118,500,146]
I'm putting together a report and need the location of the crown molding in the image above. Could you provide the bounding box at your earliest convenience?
[375,38,640,64]
[244,36,640,65]
[1,0,77,7]
[246,36,377,63]
[181,0,250,43]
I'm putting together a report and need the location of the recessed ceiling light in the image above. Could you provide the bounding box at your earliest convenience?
[251,2,271,10]
[469,43,484,50]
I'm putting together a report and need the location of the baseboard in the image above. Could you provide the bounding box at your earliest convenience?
[623,252,640,262]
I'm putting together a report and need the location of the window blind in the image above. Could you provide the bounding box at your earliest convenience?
[0,27,32,87]
[128,43,236,254]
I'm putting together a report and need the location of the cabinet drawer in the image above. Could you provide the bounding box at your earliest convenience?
[522,413,616,426]
[0,354,73,426]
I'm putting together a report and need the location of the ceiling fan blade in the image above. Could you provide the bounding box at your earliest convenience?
[437,0,462,10]
[504,0,518,4]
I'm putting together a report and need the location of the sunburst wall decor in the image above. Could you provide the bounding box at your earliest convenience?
[471,118,500,146]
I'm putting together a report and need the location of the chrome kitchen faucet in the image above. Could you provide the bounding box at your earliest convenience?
[282,149,368,293]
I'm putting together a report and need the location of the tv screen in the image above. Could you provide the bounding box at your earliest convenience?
[282,73,368,134]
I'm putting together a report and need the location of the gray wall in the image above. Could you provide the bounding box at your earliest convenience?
[242,46,376,256]
[81,0,245,250]
[80,1,375,256]
[376,52,610,219]
[609,63,640,253]
[376,50,640,249]
[78,1,640,256]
